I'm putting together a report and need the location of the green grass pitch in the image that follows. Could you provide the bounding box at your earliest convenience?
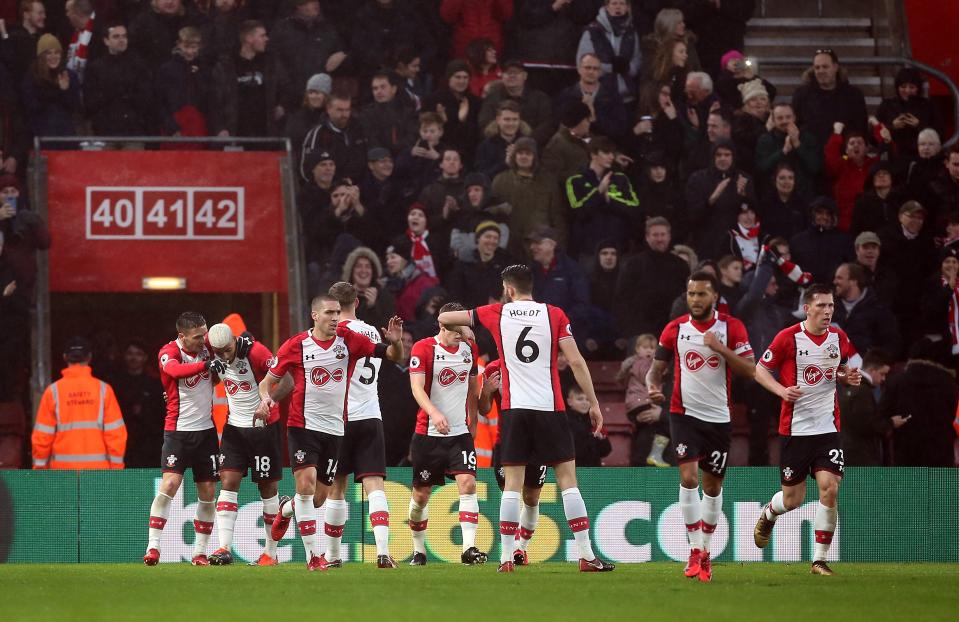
[1,563,956,622]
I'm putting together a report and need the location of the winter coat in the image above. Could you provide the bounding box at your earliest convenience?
[851,188,903,237]
[631,114,685,173]
[300,118,369,184]
[837,375,888,466]
[510,0,586,65]
[155,53,212,135]
[0,205,50,300]
[824,133,879,232]
[929,172,959,228]
[639,176,688,244]
[350,0,436,79]
[394,142,445,202]
[759,192,808,241]
[734,263,793,356]
[447,247,515,309]
[730,112,767,178]
[209,52,287,136]
[832,288,901,357]
[286,106,326,176]
[21,69,81,137]
[879,224,937,330]
[880,360,958,467]
[439,0,513,59]
[530,252,591,332]
[565,166,640,257]
[621,355,652,413]
[83,51,153,135]
[791,72,868,148]
[129,6,206,72]
[389,267,440,322]
[541,127,590,184]
[492,167,565,258]
[360,98,419,156]
[788,223,854,284]
[576,8,641,102]
[904,153,944,210]
[269,15,344,98]
[474,123,531,181]
[876,95,939,157]
[615,249,690,336]
[754,128,822,198]
[566,410,611,466]
[685,162,756,261]
[555,81,629,145]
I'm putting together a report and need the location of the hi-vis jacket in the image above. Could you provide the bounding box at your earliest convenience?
[31,365,126,469]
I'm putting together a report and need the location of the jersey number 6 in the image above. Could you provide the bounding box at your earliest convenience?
[515,327,540,363]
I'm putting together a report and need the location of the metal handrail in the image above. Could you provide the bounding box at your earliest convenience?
[758,56,959,146]
[35,135,290,149]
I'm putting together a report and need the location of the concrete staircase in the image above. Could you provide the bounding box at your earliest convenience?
[743,1,909,113]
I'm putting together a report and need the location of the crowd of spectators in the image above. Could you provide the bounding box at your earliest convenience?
[1,0,957,468]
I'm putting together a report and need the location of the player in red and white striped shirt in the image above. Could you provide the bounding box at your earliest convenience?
[438,265,615,573]
[255,294,404,571]
[753,284,861,576]
[647,271,755,583]
[143,311,253,567]
[406,302,487,566]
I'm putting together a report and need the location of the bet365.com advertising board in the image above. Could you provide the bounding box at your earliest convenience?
[0,468,955,563]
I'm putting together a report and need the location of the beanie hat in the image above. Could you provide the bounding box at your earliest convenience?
[894,67,923,90]
[407,202,427,218]
[940,245,959,264]
[306,73,332,95]
[738,78,768,103]
[386,235,413,263]
[720,50,745,71]
[445,59,471,80]
[475,220,501,238]
[37,33,62,58]
[561,101,591,128]
[513,136,537,155]
[0,174,21,192]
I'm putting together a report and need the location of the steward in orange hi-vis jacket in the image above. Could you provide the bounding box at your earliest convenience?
[32,337,126,469]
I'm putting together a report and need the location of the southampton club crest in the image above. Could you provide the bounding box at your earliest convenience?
[783,466,794,480]
[825,343,840,359]
[419,470,431,482]
[676,443,687,458]
[166,454,177,467]
[333,344,347,360]
[295,449,306,464]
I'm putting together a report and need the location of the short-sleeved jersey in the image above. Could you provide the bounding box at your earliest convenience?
[657,312,753,423]
[268,326,377,436]
[158,340,214,432]
[759,323,855,436]
[410,337,478,437]
[218,341,279,428]
[339,319,383,422]
[471,301,572,411]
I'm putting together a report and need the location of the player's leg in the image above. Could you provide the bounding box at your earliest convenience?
[324,474,349,566]
[497,410,532,571]
[256,479,280,564]
[362,476,394,566]
[189,430,221,565]
[514,480,543,565]
[755,435,810,549]
[677,460,704,577]
[292,466,322,568]
[455,473,486,564]
[408,484,432,564]
[698,471,725,583]
[144,469,183,565]
[810,470,840,574]
[212,470,243,564]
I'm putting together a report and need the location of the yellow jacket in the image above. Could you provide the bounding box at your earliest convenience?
[31,365,127,469]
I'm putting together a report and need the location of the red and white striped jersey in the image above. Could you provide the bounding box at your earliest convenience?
[760,323,855,436]
[219,341,279,428]
[158,340,214,432]
[471,301,571,412]
[339,319,383,422]
[268,326,378,435]
[657,312,753,423]
[410,337,478,436]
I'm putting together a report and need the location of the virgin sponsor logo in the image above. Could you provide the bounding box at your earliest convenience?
[185,371,211,388]
[803,365,835,385]
[685,351,720,372]
[311,366,344,386]
[438,368,466,386]
[223,379,253,395]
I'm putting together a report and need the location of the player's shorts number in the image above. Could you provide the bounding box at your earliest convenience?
[708,450,728,471]
[358,357,376,385]
[254,455,271,476]
[326,458,339,476]
[515,327,540,363]
[828,449,845,470]
[461,450,477,467]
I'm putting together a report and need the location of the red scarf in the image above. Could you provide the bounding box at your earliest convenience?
[67,14,95,77]
[407,229,436,278]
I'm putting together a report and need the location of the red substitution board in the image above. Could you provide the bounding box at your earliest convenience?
[46,150,289,292]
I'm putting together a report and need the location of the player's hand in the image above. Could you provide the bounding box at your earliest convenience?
[256,396,275,419]
[207,358,227,375]
[431,412,450,435]
[382,315,403,344]
[460,325,476,342]
[703,331,724,352]
[780,385,803,402]
[648,383,665,404]
[235,335,253,359]
[482,371,501,394]
[588,403,603,434]
[253,408,269,427]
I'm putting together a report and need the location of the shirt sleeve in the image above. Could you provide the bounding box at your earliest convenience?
[472,304,500,333]
[483,359,501,379]
[409,340,430,375]
[469,341,479,376]
[248,342,275,380]
[759,329,790,371]
[339,325,378,358]
[554,307,574,341]
[839,329,858,366]
[158,345,207,379]
[729,319,754,357]
[268,337,299,378]
[655,320,678,361]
